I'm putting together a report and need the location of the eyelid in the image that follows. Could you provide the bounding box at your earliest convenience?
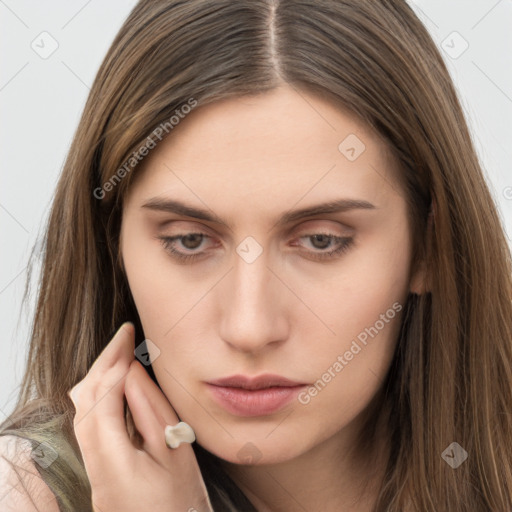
[156,220,353,247]
[156,219,218,236]
[293,219,355,235]
[156,217,354,235]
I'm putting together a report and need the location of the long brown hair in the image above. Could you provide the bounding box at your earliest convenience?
[2,1,511,510]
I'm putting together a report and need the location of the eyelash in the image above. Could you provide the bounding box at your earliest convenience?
[156,232,354,263]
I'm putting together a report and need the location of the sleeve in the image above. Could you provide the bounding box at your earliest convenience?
[0,434,61,512]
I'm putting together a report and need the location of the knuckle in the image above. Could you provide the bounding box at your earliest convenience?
[93,368,128,399]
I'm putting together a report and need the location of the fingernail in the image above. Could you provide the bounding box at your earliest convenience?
[115,321,134,338]
[68,382,82,404]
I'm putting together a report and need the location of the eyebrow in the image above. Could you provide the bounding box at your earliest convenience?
[141,197,376,229]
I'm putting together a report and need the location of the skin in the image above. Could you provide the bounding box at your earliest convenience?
[117,85,426,511]
[68,324,213,512]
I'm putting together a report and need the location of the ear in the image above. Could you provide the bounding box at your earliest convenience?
[409,199,434,295]
[409,257,428,295]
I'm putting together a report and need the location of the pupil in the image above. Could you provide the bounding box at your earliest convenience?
[312,234,330,249]
[182,234,202,249]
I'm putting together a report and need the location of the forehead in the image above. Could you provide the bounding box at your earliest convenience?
[125,86,403,215]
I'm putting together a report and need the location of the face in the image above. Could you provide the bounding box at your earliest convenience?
[119,85,423,466]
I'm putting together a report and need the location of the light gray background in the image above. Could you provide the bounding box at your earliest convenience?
[1,0,511,421]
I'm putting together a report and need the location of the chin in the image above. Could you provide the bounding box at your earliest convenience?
[197,435,306,467]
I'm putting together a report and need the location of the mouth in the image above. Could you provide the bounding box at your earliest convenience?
[206,374,308,416]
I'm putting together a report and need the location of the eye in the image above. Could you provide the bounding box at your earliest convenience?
[157,233,213,262]
[156,231,354,263]
[292,233,354,261]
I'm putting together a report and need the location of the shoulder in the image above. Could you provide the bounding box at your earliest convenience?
[0,434,60,511]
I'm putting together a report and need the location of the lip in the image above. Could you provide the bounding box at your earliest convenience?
[206,374,308,417]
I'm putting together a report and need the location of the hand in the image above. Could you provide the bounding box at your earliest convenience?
[68,322,213,512]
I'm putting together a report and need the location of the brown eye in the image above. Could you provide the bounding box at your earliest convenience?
[309,234,334,250]
[294,233,354,261]
[157,232,212,262]
[180,233,204,250]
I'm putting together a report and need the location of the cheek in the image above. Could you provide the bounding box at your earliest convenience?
[121,228,209,386]
[121,225,196,337]
[294,228,411,413]
[122,238,166,331]
[296,224,411,350]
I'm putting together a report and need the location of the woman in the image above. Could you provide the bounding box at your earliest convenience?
[1,0,511,510]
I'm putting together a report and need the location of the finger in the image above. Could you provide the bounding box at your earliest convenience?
[68,324,137,477]
[69,321,135,410]
[126,360,180,429]
[69,321,133,424]
[124,360,197,471]
[68,321,135,403]
[70,371,132,489]
[125,361,212,509]
[87,321,136,379]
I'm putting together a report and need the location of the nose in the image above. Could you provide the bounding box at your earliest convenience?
[218,248,289,354]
